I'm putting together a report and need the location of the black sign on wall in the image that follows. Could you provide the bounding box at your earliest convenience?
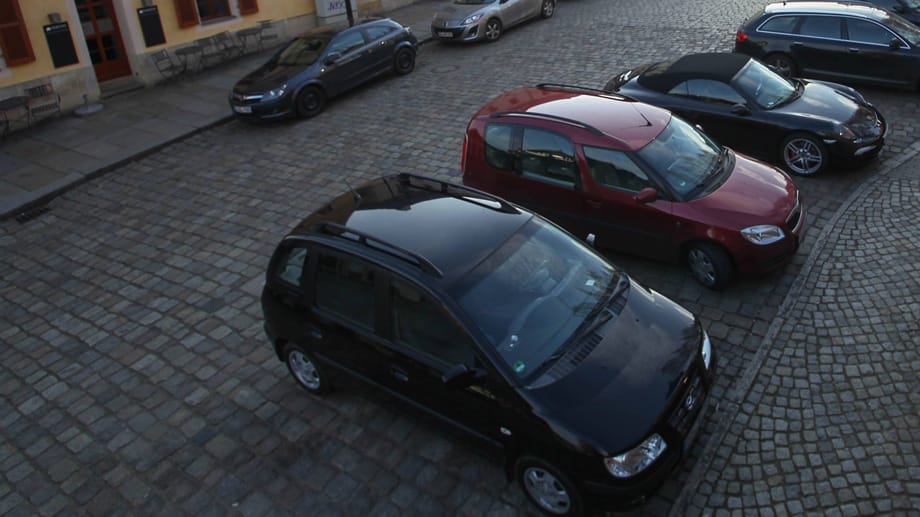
[138,6,166,47]
[44,22,79,68]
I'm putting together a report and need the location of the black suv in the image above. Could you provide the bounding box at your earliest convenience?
[261,174,715,515]
[735,1,920,89]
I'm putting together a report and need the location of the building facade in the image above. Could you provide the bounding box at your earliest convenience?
[0,0,393,131]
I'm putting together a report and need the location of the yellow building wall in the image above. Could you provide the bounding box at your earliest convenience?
[0,0,87,87]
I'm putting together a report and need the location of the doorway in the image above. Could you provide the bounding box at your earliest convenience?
[76,0,132,81]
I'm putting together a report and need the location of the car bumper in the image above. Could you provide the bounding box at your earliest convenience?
[430,22,483,42]
[228,96,295,121]
[826,108,888,165]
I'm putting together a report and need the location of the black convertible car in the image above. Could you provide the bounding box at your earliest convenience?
[605,53,887,176]
[230,17,417,120]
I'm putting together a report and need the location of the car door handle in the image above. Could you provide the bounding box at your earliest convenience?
[308,327,323,340]
[389,367,409,382]
[848,48,860,53]
[586,200,602,209]
[791,41,803,47]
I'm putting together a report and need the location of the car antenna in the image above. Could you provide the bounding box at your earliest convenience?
[343,179,362,203]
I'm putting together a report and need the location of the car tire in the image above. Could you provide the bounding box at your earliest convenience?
[284,344,330,395]
[515,456,582,516]
[687,242,733,291]
[540,0,556,18]
[485,19,503,42]
[764,53,797,78]
[296,86,325,119]
[780,132,828,176]
[393,48,416,75]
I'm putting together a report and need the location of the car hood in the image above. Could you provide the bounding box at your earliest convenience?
[773,80,872,125]
[433,3,486,20]
[525,280,699,454]
[233,62,308,94]
[688,153,797,228]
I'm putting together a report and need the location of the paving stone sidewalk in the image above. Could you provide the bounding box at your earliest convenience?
[673,143,920,516]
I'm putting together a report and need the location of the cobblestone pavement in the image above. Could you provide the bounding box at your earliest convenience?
[2,0,919,515]
[680,146,920,516]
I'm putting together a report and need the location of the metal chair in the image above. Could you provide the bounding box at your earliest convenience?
[151,50,183,79]
[213,31,243,59]
[24,83,61,124]
[196,37,224,68]
[258,20,279,50]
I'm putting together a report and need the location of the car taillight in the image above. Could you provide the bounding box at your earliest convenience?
[735,31,748,43]
[461,133,468,173]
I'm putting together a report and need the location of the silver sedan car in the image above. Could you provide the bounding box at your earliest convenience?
[431,0,555,43]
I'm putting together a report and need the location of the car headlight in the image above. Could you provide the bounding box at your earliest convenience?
[604,434,667,478]
[463,14,483,25]
[701,330,712,370]
[833,123,856,141]
[264,87,286,100]
[741,225,784,245]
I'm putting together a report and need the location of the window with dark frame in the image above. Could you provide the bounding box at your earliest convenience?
[196,0,231,22]
[0,0,35,67]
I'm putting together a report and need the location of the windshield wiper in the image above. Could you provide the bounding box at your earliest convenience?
[690,147,728,196]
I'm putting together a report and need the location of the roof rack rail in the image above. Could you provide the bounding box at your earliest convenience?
[314,221,445,278]
[489,110,603,136]
[536,82,634,101]
[395,173,520,214]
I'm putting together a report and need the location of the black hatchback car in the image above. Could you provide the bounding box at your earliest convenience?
[606,53,886,176]
[261,174,715,515]
[229,17,417,120]
[735,1,920,90]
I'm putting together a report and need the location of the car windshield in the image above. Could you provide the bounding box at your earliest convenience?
[452,218,619,381]
[884,13,920,45]
[636,116,724,198]
[275,36,329,66]
[731,59,797,109]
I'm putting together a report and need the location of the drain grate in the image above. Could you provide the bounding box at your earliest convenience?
[15,205,50,223]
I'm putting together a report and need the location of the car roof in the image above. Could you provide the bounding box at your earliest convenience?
[289,174,532,285]
[636,53,752,92]
[472,86,670,151]
[763,0,890,20]
[301,17,394,37]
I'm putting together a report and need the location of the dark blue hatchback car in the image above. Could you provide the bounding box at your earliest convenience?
[229,17,417,120]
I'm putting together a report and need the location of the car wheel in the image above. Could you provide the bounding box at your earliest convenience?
[284,345,330,395]
[764,53,797,78]
[296,86,325,119]
[485,19,503,42]
[687,242,733,291]
[515,456,582,516]
[540,0,556,18]
[393,48,416,75]
[781,133,828,176]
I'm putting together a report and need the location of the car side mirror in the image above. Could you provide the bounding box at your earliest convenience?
[441,364,484,389]
[889,38,903,50]
[323,52,341,65]
[730,103,751,116]
[634,187,659,204]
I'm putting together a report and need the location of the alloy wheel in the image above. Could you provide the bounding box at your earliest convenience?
[542,0,555,17]
[688,248,717,286]
[783,136,824,176]
[288,350,321,390]
[522,466,571,515]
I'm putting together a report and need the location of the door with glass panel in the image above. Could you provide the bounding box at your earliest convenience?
[76,0,131,81]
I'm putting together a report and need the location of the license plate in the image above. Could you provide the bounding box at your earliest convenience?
[233,105,252,114]
[437,31,453,38]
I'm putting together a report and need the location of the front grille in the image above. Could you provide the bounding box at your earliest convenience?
[786,204,801,231]
[850,108,883,138]
[232,92,264,104]
[668,368,703,437]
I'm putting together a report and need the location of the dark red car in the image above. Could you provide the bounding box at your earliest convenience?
[461,84,806,289]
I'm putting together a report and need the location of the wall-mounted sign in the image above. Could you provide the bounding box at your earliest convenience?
[138,6,166,47]
[315,0,358,18]
[44,23,79,68]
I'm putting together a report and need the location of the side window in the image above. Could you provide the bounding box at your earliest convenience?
[846,19,897,45]
[327,30,366,55]
[390,279,475,367]
[365,25,395,41]
[759,15,800,35]
[680,79,745,105]
[799,16,843,39]
[584,146,653,193]
[277,246,308,287]
[485,124,515,171]
[520,128,578,188]
[315,253,375,330]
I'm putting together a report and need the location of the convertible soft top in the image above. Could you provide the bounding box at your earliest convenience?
[637,53,751,92]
